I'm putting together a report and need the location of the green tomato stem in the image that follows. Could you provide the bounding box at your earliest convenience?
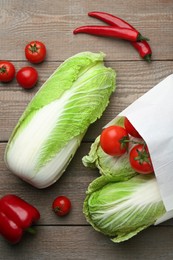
[122,139,145,145]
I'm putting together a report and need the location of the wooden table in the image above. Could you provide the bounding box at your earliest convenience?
[0,1,173,259]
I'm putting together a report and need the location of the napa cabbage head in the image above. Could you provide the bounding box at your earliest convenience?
[5,51,116,188]
[84,174,166,242]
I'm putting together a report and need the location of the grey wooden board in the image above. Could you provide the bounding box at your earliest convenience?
[1,61,173,141]
[0,226,173,260]
[0,0,173,259]
[0,0,173,61]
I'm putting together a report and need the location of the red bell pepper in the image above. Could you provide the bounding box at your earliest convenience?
[0,194,40,244]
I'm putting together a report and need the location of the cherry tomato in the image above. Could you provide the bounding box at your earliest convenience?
[0,61,15,82]
[124,117,141,138]
[52,196,71,217]
[100,125,129,156]
[129,144,154,174]
[16,67,38,89]
[25,41,46,64]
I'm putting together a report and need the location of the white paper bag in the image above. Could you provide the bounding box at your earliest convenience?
[111,74,173,224]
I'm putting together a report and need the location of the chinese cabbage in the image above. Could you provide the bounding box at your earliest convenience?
[5,52,116,188]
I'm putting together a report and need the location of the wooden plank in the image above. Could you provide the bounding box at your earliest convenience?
[1,142,173,227]
[0,1,173,259]
[0,143,98,225]
[0,0,173,61]
[0,226,173,260]
[0,61,173,141]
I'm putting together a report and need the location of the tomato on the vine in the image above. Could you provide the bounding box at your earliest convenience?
[124,117,141,138]
[129,144,154,174]
[25,41,46,64]
[16,67,38,89]
[0,61,15,82]
[52,196,71,217]
[100,125,129,156]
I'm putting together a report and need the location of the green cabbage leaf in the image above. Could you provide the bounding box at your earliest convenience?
[82,115,167,242]
[5,52,116,188]
[82,116,136,179]
[84,174,166,242]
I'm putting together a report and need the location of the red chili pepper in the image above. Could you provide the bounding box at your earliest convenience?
[88,11,152,62]
[88,11,137,30]
[74,26,148,42]
[0,194,40,244]
[131,41,152,62]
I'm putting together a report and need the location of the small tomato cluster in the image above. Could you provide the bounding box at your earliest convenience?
[100,117,154,175]
[0,41,46,89]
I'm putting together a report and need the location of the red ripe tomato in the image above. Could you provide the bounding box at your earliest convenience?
[25,41,46,64]
[0,61,15,82]
[124,117,141,138]
[52,196,71,217]
[129,144,154,174]
[100,125,129,156]
[16,67,38,89]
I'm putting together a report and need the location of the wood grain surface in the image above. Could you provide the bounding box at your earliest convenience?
[0,0,173,259]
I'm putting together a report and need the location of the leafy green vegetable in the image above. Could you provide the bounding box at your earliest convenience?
[82,117,137,179]
[82,136,137,178]
[83,115,167,242]
[84,174,166,242]
[5,52,116,188]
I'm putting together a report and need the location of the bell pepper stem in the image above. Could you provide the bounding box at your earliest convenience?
[26,227,37,235]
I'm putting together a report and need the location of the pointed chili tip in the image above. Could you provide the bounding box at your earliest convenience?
[73,27,83,34]
[73,29,78,34]
[144,54,152,62]
[88,11,96,16]
[137,33,150,42]
[73,27,87,34]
